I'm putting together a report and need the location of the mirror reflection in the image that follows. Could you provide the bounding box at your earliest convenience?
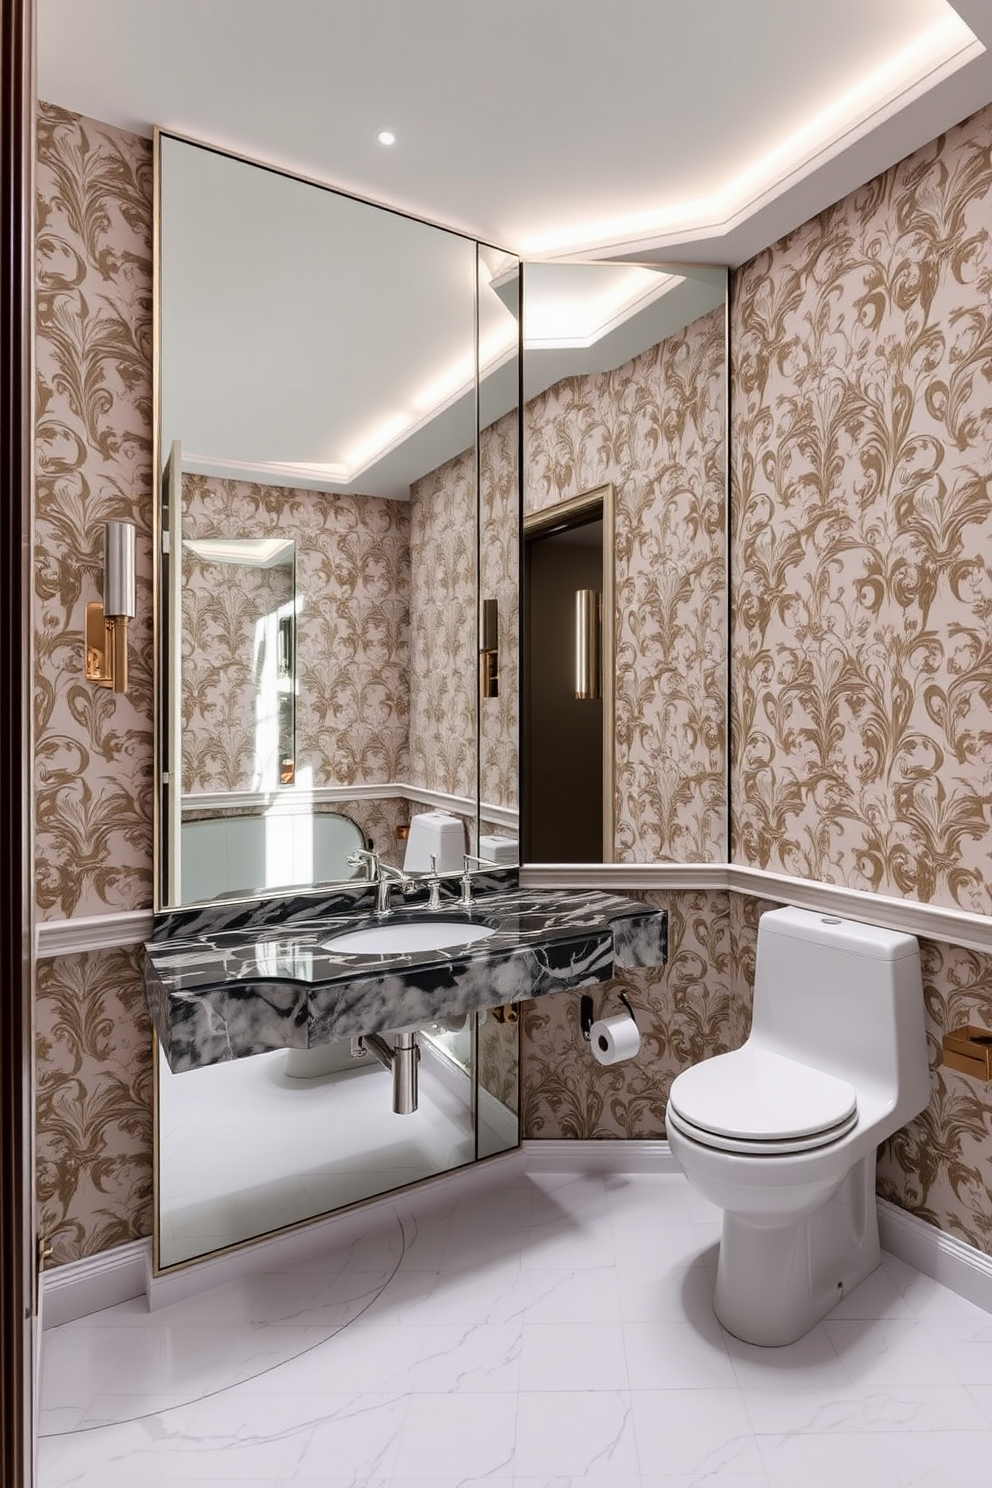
[155,132,523,1271]
[159,132,523,913]
[521,262,729,865]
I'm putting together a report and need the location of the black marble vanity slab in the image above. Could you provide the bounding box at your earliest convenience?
[145,886,667,1074]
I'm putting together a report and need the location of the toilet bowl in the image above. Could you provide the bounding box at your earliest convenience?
[666,906,929,1347]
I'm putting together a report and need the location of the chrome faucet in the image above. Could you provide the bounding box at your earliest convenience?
[459,854,499,908]
[347,849,413,917]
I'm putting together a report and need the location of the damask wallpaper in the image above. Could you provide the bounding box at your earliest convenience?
[32,98,992,1269]
[180,543,294,794]
[182,473,410,793]
[524,307,727,864]
[36,946,153,1263]
[731,103,992,912]
[408,449,478,802]
[35,102,154,921]
[521,891,733,1140]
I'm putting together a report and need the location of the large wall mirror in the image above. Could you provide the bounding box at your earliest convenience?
[154,133,523,1269]
[153,133,729,1269]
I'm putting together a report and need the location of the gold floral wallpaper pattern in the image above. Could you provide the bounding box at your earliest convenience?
[35,103,154,920]
[181,544,295,794]
[522,892,734,1140]
[33,98,992,1268]
[182,474,410,792]
[731,104,992,912]
[408,449,478,803]
[480,409,520,813]
[36,946,153,1264]
[524,308,727,863]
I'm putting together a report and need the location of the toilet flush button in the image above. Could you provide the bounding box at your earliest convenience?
[821,916,842,924]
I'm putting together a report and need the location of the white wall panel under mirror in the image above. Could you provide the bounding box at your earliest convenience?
[154,131,522,1270]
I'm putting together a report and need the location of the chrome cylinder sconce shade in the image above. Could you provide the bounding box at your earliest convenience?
[85,519,136,695]
[575,588,602,700]
[479,596,499,699]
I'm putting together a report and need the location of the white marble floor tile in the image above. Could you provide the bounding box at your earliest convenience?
[513,1389,640,1477]
[756,1430,902,1487]
[725,1322,849,1388]
[610,1222,712,1275]
[407,1322,522,1393]
[967,1382,992,1423]
[520,1221,617,1271]
[615,1261,716,1325]
[519,1265,624,1325]
[917,1315,992,1384]
[825,1317,961,1387]
[274,1391,412,1482]
[623,1318,737,1389]
[391,1391,518,1478]
[603,1171,695,1224]
[859,1382,991,1432]
[639,1478,770,1488]
[38,1168,992,1488]
[630,1387,764,1479]
[878,1427,992,1485]
[741,1385,877,1435]
[519,1321,629,1391]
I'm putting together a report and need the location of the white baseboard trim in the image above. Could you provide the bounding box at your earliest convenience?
[522,1138,680,1173]
[41,1238,152,1329]
[877,1197,992,1315]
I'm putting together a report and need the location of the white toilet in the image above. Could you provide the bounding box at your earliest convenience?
[666,906,930,1346]
[402,811,465,874]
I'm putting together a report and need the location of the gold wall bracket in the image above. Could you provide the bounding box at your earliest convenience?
[942,1026,992,1081]
[84,520,136,694]
[480,597,499,699]
[85,602,129,692]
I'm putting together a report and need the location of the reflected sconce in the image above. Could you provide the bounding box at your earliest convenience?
[479,597,499,699]
[84,520,136,695]
[574,589,602,700]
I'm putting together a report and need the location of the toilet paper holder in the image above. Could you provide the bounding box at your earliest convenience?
[580,990,634,1040]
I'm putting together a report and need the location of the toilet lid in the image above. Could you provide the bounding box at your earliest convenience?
[667,1047,858,1145]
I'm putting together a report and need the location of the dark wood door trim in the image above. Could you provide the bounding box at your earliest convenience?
[0,0,35,1484]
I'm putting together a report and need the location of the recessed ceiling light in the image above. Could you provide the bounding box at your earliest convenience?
[377,130,396,146]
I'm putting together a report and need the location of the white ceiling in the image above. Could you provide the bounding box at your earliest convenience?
[37,0,992,266]
[37,1,992,494]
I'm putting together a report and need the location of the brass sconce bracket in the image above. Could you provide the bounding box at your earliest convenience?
[84,520,136,695]
[480,597,499,699]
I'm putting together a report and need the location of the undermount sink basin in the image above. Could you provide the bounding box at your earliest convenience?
[321,919,498,955]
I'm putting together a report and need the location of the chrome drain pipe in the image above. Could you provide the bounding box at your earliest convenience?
[360,1031,420,1114]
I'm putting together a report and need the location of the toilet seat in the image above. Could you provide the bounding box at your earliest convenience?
[667,1047,858,1156]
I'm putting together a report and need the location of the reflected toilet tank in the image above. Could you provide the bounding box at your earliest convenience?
[402,811,465,873]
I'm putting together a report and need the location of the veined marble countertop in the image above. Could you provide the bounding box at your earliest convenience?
[144,885,667,1074]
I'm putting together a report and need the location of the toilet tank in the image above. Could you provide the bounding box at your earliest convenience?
[751,906,928,1109]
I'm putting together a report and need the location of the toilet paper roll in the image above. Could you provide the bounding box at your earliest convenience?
[589,1013,641,1065]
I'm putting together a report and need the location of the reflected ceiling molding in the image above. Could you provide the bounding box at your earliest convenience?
[182,266,718,499]
[519,10,983,259]
[184,537,294,568]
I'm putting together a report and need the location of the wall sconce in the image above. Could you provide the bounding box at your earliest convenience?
[479,597,499,699]
[85,520,136,695]
[575,588,601,700]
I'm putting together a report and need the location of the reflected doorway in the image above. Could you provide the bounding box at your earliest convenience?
[523,484,614,862]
